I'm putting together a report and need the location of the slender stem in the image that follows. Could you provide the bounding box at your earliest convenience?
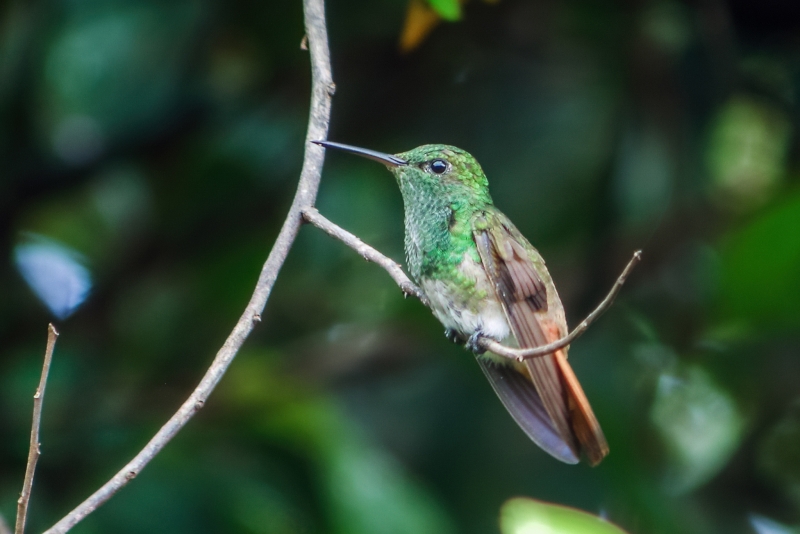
[479,250,642,361]
[15,324,58,534]
[42,1,333,532]
[302,207,429,306]
[301,209,641,361]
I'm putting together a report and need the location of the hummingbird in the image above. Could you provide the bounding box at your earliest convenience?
[314,140,609,466]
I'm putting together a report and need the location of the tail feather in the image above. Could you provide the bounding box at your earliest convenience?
[477,356,580,464]
[555,353,609,466]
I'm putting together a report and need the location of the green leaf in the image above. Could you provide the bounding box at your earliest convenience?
[500,497,628,534]
[718,192,800,329]
[427,0,461,21]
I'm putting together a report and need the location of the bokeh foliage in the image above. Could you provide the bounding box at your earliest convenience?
[2,0,800,532]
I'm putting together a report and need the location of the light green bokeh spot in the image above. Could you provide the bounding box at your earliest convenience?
[706,95,791,210]
[500,497,628,534]
[651,365,746,493]
[427,0,461,21]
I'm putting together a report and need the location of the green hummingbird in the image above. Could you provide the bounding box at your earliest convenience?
[314,140,609,466]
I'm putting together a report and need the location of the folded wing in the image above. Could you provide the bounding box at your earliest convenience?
[476,356,579,464]
[473,210,608,465]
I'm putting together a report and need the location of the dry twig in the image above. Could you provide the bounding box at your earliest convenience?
[302,208,640,360]
[302,207,429,306]
[15,324,58,534]
[42,0,333,532]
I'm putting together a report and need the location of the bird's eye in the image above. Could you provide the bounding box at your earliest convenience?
[429,159,448,174]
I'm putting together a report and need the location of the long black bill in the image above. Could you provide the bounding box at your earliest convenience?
[313,140,407,167]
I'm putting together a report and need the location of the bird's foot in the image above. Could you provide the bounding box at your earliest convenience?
[465,331,486,355]
[444,328,463,344]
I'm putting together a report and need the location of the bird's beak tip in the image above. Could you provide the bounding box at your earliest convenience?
[312,140,407,168]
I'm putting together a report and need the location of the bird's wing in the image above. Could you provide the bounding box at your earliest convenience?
[476,356,579,463]
[473,210,608,465]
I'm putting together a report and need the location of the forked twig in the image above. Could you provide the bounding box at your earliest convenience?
[16,324,59,534]
[302,208,640,360]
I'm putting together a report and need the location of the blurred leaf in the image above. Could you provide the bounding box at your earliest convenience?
[221,356,455,534]
[265,399,456,534]
[718,192,800,329]
[400,0,442,53]
[650,365,746,493]
[499,497,628,534]
[427,0,461,21]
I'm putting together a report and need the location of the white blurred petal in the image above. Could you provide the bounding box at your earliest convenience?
[750,514,799,534]
[14,238,92,319]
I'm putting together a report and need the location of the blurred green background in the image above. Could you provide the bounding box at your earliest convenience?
[2,0,800,532]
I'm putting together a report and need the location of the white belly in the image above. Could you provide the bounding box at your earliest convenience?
[420,254,511,343]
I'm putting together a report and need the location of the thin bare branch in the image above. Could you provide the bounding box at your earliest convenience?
[479,250,642,361]
[42,1,333,532]
[302,207,429,306]
[301,208,640,360]
[15,323,58,534]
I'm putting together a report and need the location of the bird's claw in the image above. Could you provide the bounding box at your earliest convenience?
[466,331,486,355]
[444,328,463,344]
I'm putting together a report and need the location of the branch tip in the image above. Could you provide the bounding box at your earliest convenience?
[16,323,59,534]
